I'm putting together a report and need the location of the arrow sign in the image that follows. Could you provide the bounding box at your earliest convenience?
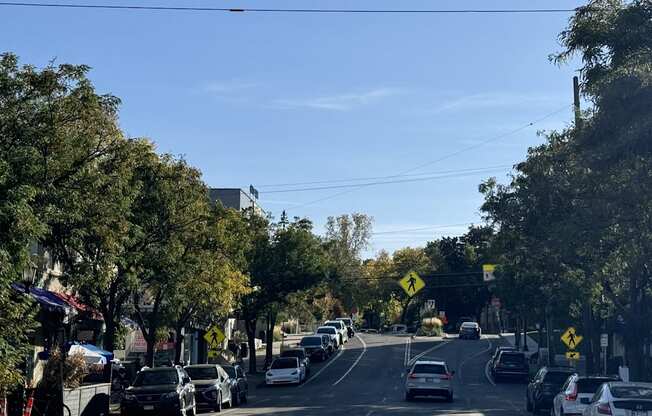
[566,350,580,360]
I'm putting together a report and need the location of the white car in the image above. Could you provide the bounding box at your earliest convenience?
[582,382,652,416]
[552,375,618,416]
[324,320,348,344]
[316,326,340,350]
[265,357,306,385]
[405,360,455,402]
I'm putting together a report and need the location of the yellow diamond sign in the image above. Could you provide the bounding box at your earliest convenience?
[566,350,580,360]
[399,271,425,297]
[204,326,226,350]
[561,327,583,350]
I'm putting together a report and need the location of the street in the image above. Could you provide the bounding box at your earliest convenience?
[210,334,528,416]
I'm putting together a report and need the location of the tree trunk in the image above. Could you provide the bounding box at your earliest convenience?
[103,318,117,352]
[245,318,257,374]
[145,337,156,367]
[523,316,529,352]
[265,310,277,368]
[174,325,185,365]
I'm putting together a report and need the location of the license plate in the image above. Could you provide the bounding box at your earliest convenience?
[632,412,648,416]
[425,378,439,383]
[143,405,154,410]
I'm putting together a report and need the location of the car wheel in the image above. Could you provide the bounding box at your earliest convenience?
[241,391,248,404]
[446,392,454,403]
[232,390,240,407]
[405,391,413,401]
[187,399,196,416]
[532,400,538,414]
[526,396,532,412]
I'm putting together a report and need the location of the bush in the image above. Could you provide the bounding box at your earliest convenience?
[43,348,88,389]
[419,317,443,337]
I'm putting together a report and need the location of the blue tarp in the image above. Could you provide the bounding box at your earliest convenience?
[67,342,114,364]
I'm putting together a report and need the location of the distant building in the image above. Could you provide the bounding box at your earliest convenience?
[209,187,265,215]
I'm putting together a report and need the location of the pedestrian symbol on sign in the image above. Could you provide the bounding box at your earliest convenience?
[398,271,425,297]
[561,327,583,350]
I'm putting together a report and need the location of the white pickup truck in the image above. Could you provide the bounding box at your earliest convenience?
[315,326,340,350]
[324,320,349,345]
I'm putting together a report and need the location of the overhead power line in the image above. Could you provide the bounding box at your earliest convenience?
[288,104,572,210]
[260,166,511,194]
[371,222,477,236]
[0,2,581,14]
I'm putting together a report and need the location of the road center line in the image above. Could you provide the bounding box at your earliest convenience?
[407,336,448,366]
[299,344,345,388]
[332,335,367,386]
[458,335,493,382]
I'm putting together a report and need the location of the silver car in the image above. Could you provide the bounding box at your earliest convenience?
[583,382,652,416]
[553,375,618,416]
[405,360,455,402]
[184,364,232,412]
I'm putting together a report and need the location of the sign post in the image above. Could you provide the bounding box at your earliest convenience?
[601,333,609,375]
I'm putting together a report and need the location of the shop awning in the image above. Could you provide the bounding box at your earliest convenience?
[53,291,102,320]
[11,282,73,315]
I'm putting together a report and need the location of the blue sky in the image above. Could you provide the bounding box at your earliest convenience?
[1,0,585,257]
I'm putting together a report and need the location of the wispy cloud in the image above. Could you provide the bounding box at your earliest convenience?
[203,81,258,94]
[273,87,403,111]
[428,92,567,114]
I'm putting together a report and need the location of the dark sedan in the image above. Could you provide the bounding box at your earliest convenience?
[526,366,576,414]
[491,351,529,382]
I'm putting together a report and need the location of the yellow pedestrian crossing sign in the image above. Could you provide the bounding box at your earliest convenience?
[561,327,583,350]
[566,351,580,360]
[204,326,226,350]
[399,271,425,297]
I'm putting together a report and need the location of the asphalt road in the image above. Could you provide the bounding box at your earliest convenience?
[206,334,529,416]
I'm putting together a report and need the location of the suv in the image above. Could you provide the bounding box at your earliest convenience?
[526,366,576,414]
[336,317,355,338]
[184,364,232,412]
[316,326,340,350]
[491,351,528,382]
[299,335,330,361]
[324,320,348,344]
[221,364,248,407]
[121,367,196,416]
[459,322,481,340]
[405,360,455,402]
[552,374,620,416]
[280,348,311,376]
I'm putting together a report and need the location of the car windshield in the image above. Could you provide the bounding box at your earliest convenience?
[184,367,217,380]
[317,328,336,334]
[577,379,612,393]
[500,353,525,364]
[134,370,178,386]
[412,364,446,374]
[271,358,298,370]
[222,367,236,379]
[281,350,304,359]
[325,322,342,329]
[544,372,574,384]
[300,337,321,346]
[611,386,652,399]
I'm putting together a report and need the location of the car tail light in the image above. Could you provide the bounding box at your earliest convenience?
[440,373,453,380]
[409,374,417,379]
[565,384,578,401]
[597,403,612,415]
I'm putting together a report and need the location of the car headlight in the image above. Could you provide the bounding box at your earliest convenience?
[162,391,179,400]
[123,393,137,402]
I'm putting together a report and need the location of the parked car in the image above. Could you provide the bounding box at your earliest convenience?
[582,382,652,416]
[184,364,232,412]
[526,366,576,413]
[320,333,336,354]
[324,320,348,344]
[121,367,196,416]
[265,357,306,385]
[492,351,529,382]
[490,346,517,365]
[299,335,330,361]
[404,360,455,402]
[221,364,248,407]
[280,348,311,376]
[316,326,340,350]
[336,317,356,338]
[552,375,619,416]
[459,322,481,340]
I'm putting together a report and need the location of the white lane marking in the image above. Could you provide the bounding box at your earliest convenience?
[299,344,345,388]
[332,335,367,386]
[403,337,412,366]
[485,359,497,386]
[458,335,493,382]
[407,337,449,366]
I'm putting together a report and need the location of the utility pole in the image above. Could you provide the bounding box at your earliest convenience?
[573,76,582,128]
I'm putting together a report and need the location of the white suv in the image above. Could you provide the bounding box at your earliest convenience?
[324,320,348,344]
[315,326,340,350]
[405,360,455,402]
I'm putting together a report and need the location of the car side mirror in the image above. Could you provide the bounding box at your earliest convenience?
[183,376,190,384]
